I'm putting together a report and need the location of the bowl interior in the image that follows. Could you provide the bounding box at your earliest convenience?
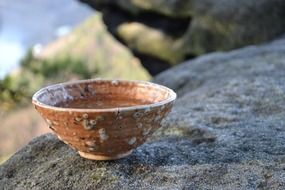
[33,80,175,110]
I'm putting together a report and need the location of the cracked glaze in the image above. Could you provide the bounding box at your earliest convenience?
[32,79,176,160]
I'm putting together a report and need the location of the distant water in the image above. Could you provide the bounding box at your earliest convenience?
[0,0,93,79]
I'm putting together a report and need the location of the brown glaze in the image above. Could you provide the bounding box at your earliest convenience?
[57,97,152,109]
[32,79,176,160]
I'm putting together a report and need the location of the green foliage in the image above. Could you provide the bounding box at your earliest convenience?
[0,72,35,110]
[0,52,99,110]
[22,54,97,79]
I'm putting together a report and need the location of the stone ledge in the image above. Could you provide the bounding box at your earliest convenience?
[1,37,285,189]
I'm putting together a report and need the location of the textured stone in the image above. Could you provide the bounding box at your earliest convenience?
[1,37,285,189]
[80,0,285,74]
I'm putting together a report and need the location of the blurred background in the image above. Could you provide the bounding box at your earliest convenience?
[0,0,94,163]
[0,0,284,163]
[0,0,151,163]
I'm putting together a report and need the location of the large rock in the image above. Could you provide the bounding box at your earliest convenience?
[1,37,285,189]
[80,0,285,75]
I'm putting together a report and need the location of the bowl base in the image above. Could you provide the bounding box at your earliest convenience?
[78,150,133,160]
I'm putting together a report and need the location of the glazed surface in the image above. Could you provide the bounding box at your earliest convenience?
[57,97,153,109]
[32,79,176,160]
[34,80,173,109]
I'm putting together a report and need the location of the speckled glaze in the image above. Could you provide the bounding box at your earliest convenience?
[32,79,176,160]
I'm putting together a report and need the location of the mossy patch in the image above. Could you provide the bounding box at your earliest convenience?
[117,22,185,64]
[0,154,12,165]
[91,167,119,186]
[155,125,216,144]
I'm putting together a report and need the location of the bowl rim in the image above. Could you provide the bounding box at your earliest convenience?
[32,78,176,113]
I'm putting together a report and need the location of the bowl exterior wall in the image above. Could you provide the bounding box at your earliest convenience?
[33,101,174,158]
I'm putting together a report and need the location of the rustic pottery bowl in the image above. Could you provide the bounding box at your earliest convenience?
[32,79,176,160]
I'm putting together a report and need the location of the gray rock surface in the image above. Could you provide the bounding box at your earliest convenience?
[80,0,285,75]
[1,37,285,189]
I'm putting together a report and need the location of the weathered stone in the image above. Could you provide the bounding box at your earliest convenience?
[1,37,285,189]
[80,0,285,74]
[117,22,185,64]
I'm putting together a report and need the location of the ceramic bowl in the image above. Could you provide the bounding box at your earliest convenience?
[32,79,176,160]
